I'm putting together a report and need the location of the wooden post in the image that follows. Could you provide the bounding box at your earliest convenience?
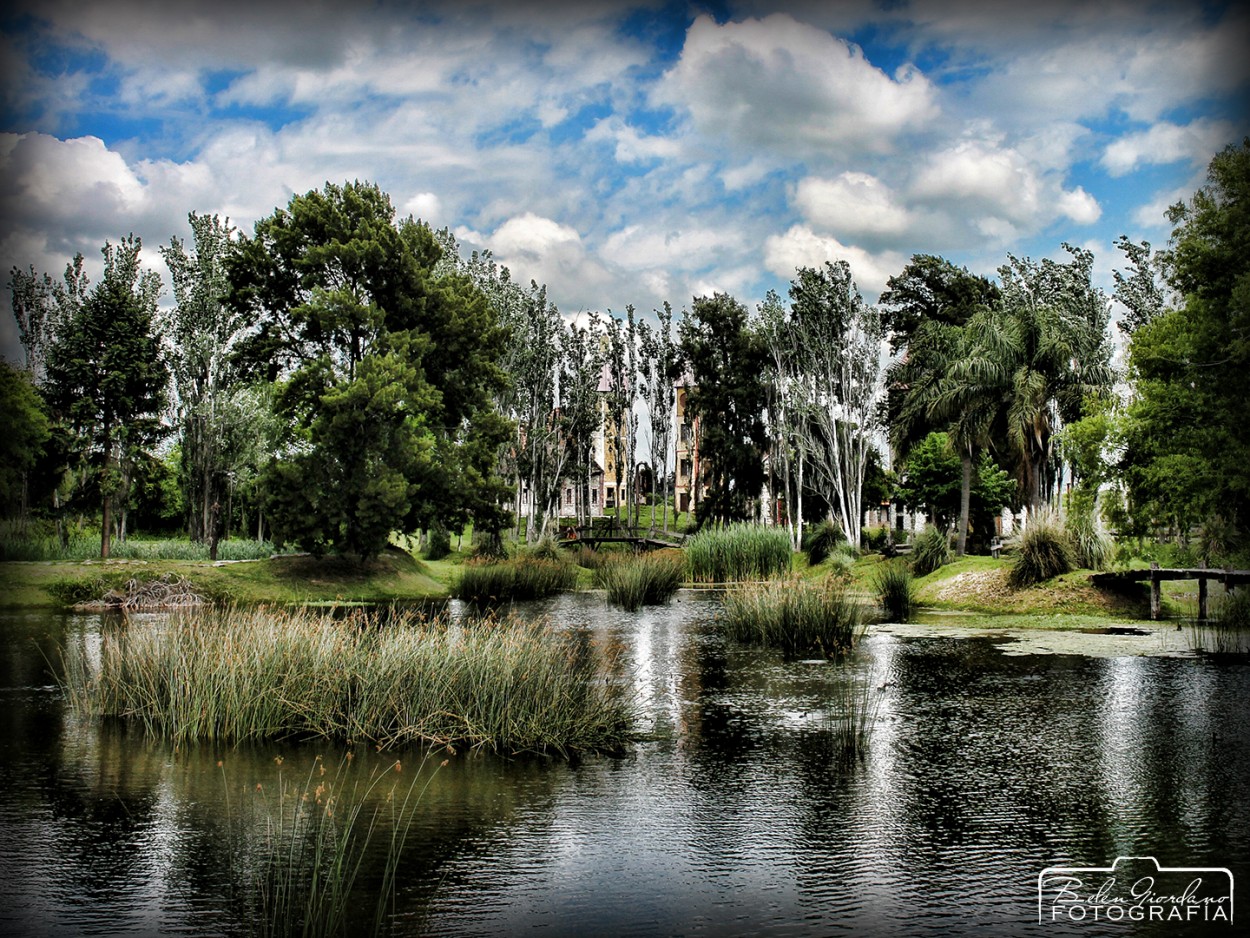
[1198,575,1209,621]
[1150,562,1161,621]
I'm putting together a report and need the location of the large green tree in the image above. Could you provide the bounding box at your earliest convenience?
[160,213,262,546]
[1122,139,1250,546]
[679,293,770,524]
[43,236,168,558]
[958,245,1114,514]
[0,362,50,519]
[227,181,509,559]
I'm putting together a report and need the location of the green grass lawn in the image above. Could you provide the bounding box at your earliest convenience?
[0,545,450,608]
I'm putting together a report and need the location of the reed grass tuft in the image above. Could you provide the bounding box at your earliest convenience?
[235,752,436,938]
[909,525,952,576]
[453,556,577,603]
[1008,512,1074,587]
[873,561,916,622]
[719,576,863,658]
[803,520,845,566]
[685,523,791,583]
[593,550,685,611]
[62,605,632,755]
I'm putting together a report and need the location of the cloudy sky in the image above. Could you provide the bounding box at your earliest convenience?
[1,0,1247,362]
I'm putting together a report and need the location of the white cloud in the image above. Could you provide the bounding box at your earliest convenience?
[1101,118,1237,176]
[794,172,912,239]
[404,192,443,222]
[1056,187,1101,225]
[763,225,904,298]
[655,13,937,161]
[460,213,614,306]
[585,118,684,165]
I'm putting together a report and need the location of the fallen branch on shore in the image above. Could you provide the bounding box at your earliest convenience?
[76,573,205,611]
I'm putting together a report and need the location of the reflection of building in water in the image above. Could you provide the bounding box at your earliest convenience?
[673,371,705,517]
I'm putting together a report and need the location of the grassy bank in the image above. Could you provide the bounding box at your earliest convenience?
[847,552,1212,621]
[0,545,449,608]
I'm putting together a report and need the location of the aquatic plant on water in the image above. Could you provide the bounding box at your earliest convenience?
[453,556,578,603]
[62,605,632,755]
[873,561,916,622]
[685,523,792,584]
[1188,588,1250,654]
[593,550,685,611]
[820,675,882,769]
[719,576,863,659]
[233,752,439,938]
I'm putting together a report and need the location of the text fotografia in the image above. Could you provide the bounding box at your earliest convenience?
[1038,856,1233,925]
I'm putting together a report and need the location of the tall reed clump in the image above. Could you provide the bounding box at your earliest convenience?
[909,525,952,577]
[1188,589,1250,654]
[1066,511,1113,571]
[719,576,863,658]
[236,753,437,938]
[593,550,685,611]
[62,606,632,756]
[821,676,881,768]
[803,519,846,566]
[453,556,577,603]
[685,523,792,584]
[1008,512,1074,587]
[873,561,916,622]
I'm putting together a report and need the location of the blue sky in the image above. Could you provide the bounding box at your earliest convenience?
[1,0,1247,362]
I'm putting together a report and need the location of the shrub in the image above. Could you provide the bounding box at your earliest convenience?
[803,519,845,566]
[423,525,451,561]
[1008,512,1074,588]
[453,556,577,603]
[1067,513,1112,571]
[862,525,891,553]
[686,523,791,583]
[873,561,916,622]
[910,525,952,577]
[719,576,863,658]
[593,550,685,611]
[523,536,562,562]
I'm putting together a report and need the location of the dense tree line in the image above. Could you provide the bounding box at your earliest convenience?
[3,142,1245,563]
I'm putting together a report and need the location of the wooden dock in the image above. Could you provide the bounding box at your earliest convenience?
[1091,563,1249,620]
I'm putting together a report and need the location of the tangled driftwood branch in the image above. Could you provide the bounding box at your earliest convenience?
[86,573,206,611]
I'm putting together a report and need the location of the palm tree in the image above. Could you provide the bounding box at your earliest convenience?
[968,250,1114,514]
[892,319,1001,555]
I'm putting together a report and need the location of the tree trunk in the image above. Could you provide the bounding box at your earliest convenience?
[957,449,972,557]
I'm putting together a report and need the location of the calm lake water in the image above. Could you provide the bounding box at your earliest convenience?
[0,593,1246,937]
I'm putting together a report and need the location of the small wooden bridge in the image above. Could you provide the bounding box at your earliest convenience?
[557,531,685,552]
[1091,563,1249,620]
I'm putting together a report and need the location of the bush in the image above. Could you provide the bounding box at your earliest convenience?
[423,525,451,561]
[873,561,916,622]
[910,525,952,577]
[719,576,863,658]
[593,550,685,611]
[686,523,792,583]
[453,556,577,603]
[862,525,891,553]
[803,519,845,566]
[1067,514,1112,571]
[1008,512,1074,588]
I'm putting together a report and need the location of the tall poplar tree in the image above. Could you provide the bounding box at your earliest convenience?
[44,236,168,558]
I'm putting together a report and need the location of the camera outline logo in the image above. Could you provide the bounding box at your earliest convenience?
[1038,855,1233,926]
